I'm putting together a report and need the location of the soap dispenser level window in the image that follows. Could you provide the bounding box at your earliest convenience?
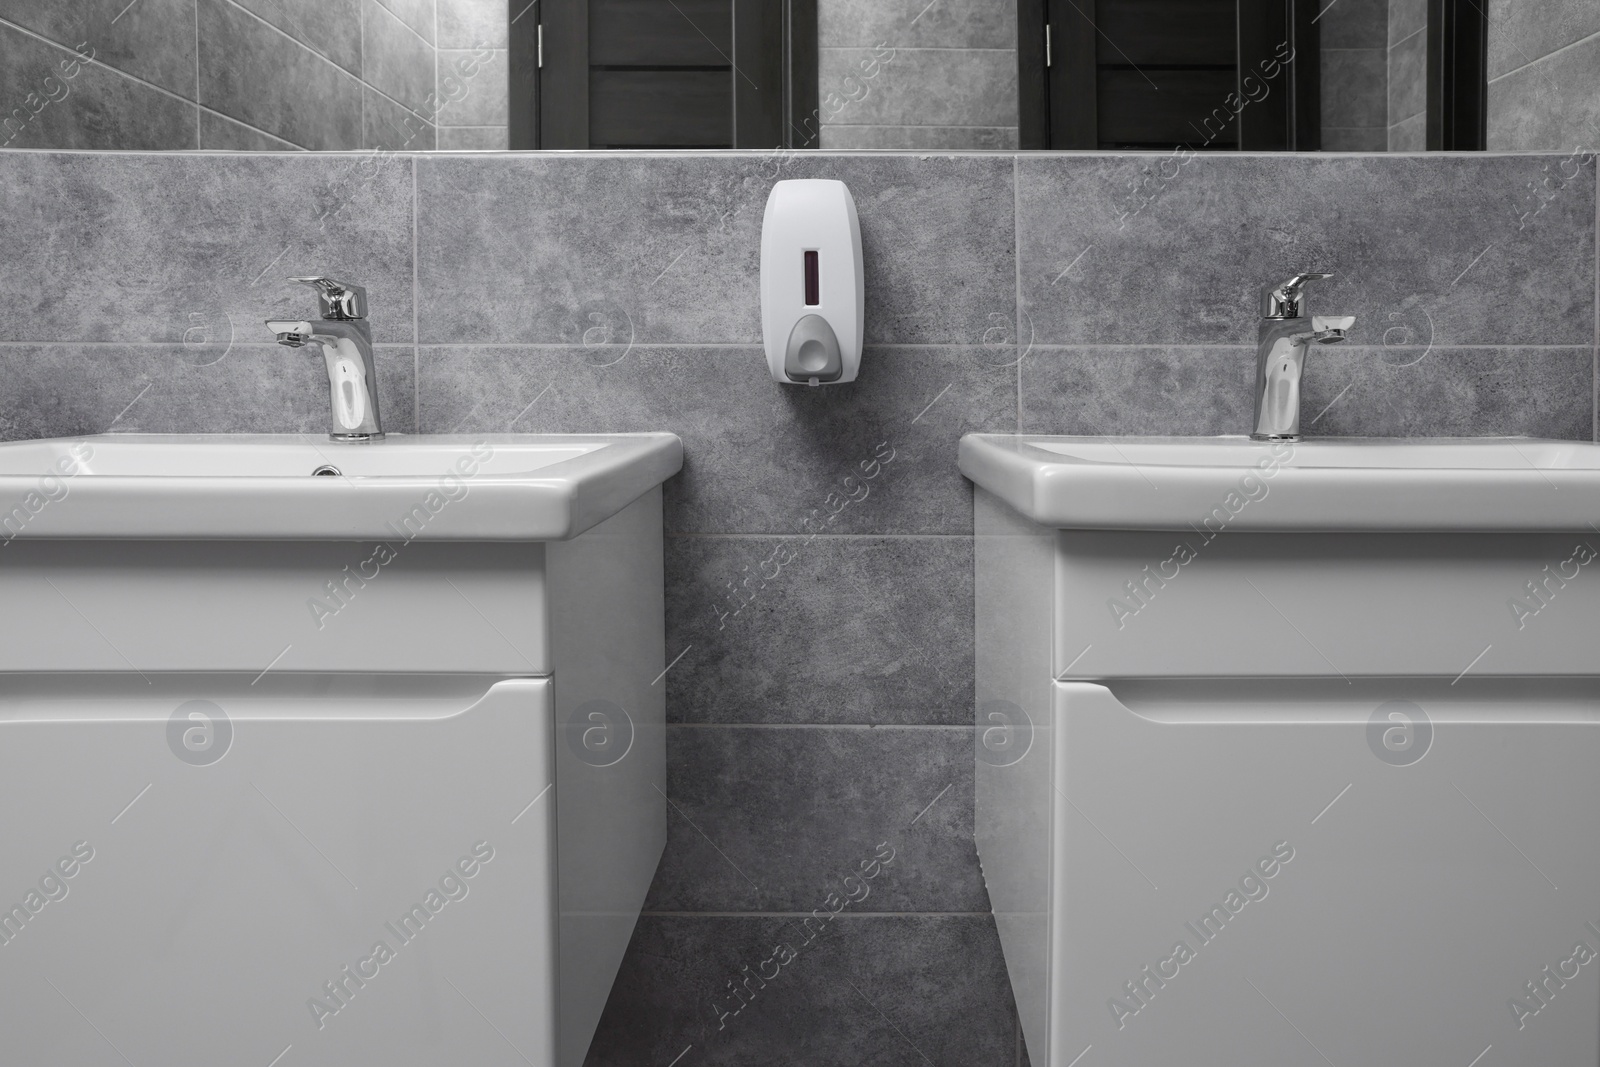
[804,250,820,306]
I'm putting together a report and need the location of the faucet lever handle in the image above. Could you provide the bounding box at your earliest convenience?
[290,276,368,321]
[1261,272,1333,319]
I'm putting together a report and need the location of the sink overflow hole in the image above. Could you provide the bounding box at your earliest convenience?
[311,464,342,477]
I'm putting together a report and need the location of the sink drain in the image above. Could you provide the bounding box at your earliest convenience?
[311,464,341,477]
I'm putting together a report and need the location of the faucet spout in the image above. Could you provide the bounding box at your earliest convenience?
[264,278,384,441]
[1251,274,1351,440]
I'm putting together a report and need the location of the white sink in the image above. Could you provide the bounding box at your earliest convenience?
[960,434,1600,531]
[967,432,1600,1067]
[0,433,681,540]
[0,431,680,1066]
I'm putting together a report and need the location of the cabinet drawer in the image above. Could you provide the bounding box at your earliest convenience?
[0,540,549,675]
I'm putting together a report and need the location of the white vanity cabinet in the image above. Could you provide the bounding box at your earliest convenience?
[0,433,680,1067]
[966,434,1600,1067]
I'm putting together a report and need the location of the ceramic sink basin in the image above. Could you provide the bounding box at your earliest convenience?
[959,434,1600,531]
[0,433,682,540]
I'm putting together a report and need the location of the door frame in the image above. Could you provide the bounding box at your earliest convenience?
[509,0,818,150]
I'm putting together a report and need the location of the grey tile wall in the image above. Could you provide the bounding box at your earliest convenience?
[435,0,509,149]
[0,0,459,151]
[1487,22,1600,152]
[1319,0,1388,153]
[817,0,1017,149]
[0,148,1595,1067]
[1387,0,1426,147]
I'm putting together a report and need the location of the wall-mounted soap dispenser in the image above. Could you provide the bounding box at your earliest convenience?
[761,179,864,386]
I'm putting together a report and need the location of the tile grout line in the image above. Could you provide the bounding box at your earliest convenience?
[1594,161,1598,443]
[1013,154,1024,434]
[413,154,421,431]
[1488,27,1600,85]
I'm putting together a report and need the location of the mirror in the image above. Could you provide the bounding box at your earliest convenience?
[0,0,1589,153]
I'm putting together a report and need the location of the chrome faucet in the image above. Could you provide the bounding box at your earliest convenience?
[265,277,384,441]
[1251,273,1355,440]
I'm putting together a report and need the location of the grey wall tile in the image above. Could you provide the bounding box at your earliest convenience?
[1388,25,1426,123]
[363,83,435,149]
[436,47,505,126]
[587,915,1014,1067]
[417,346,1014,534]
[1388,109,1425,149]
[0,153,415,344]
[361,0,435,115]
[1301,346,1593,438]
[820,123,1019,149]
[1322,48,1387,129]
[819,0,1016,49]
[1015,155,1596,347]
[1018,345,1594,440]
[1020,347,1256,436]
[199,109,302,150]
[230,0,364,75]
[1323,126,1387,151]
[0,344,416,439]
[645,726,984,911]
[0,0,198,97]
[371,0,435,45]
[198,0,363,150]
[663,536,974,724]
[436,124,506,149]
[1487,0,1600,80]
[820,47,1018,127]
[1487,37,1600,152]
[1389,0,1425,47]
[416,154,1016,346]
[0,25,196,149]
[1318,0,1388,49]
[438,0,507,48]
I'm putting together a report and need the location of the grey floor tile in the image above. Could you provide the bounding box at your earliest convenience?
[438,0,507,48]
[585,915,1015,1067]
[1321,48,1386,129]
[820,47,1018,127]
[417,346,1014,534]
[229,0,364,75]
[1487,0,1600,80]
[436,125,507,150]
[1487,37,1600,152]
[819,0,1016,49]
[1015,155,1595,347]
[0,24,195,149]
[199,109,302,150]
[362,0,435,114]
[1020,347,1256,436]
[1300,346,1593,439]
[663,536,974,724]
[0,344,416,440]
[0,153,415,344]
[416,153,1016,346]
[435,47,506,127]
[644,725,985,911]
[197,0,363,150]
[1318,0,1387,49]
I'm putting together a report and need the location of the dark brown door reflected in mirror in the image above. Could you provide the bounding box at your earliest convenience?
[1019,0,1324,149]
[511,0,818,149]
